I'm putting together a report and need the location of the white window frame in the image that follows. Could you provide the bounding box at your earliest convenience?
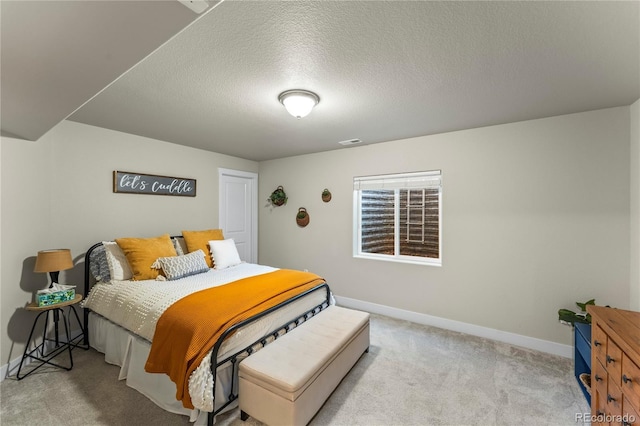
[353,170,442,266]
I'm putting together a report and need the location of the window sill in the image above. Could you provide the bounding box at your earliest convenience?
[353,254,442,267]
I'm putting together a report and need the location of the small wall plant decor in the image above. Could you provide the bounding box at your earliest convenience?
[267,185,287,207]
[296,207,310,227]
[321,188,332,203]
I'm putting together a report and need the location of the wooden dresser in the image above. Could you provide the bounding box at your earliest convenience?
[587,306,640,426]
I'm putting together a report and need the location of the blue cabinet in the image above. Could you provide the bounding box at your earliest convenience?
[574,322,591,405]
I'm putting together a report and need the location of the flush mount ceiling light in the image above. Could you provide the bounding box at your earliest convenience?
[278,90,320,119]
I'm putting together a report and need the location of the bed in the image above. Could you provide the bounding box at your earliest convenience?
[81,234,331,425]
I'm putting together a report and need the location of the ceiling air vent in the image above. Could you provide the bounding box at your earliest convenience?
[178,0,210,14]
[338,139,363,147]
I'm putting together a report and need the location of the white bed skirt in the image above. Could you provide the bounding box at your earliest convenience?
[88,312,210,424]
[87,287,332,424]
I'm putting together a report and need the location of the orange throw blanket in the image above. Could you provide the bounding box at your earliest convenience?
[144,269,326,409]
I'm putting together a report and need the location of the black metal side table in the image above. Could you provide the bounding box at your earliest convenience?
[16,293,88,380]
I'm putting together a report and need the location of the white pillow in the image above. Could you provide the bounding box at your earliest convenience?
[152,249,209,281]
[209,238,242,269]
[103,241,133,281]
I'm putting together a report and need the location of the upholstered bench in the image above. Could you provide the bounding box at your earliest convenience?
[238,305,370,426]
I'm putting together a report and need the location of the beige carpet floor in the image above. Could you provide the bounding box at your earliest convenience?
[0,313,589,425]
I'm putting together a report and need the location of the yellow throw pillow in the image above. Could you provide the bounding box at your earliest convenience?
[182,229,224,268]
[115,234,177,280]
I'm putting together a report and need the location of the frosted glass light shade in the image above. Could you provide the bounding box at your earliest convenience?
[278,90,320,119]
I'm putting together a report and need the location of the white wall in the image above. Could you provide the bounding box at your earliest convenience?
[631,99,640,311]
[0,120,258,371]
[258,107,631,346]
[1,133,52,373]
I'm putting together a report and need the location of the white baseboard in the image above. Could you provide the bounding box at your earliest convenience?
[1,329,84,383]
[1,354,23,383]
[1,299,572,382]
[334,295,573,358]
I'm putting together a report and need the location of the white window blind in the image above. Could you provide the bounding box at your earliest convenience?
[353,170,441,266]
[353,171,442,191]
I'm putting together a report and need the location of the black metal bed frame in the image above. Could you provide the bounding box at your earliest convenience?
[83,239,331,426]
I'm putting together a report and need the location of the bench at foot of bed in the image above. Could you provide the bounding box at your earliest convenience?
[238,305,370,426]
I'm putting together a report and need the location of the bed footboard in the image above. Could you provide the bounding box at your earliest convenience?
[208,282,331,425]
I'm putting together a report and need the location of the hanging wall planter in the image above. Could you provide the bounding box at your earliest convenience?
[268,185,288,207]
[321,188,332,203]
[296,207,310,227]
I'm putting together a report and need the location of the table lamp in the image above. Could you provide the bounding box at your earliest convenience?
[34,249,73,288]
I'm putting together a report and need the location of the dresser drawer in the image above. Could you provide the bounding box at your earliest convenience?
[608,338,624,385]
[608,375,624,417]
[594,360,608,398]
[593,387,608,425]
[593,325,608,362]
[623,354,640,415]
[623,396,639,426]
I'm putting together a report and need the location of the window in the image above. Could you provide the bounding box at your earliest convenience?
[353,171,441,266]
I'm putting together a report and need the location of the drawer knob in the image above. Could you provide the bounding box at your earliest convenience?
[607,394,616,403]
[594,340,602,347]
[606,355,615,364]
[622,374,632,384]
[594,374,603,382]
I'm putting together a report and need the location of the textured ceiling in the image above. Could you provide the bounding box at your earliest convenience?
[3,1,640,161]
[0,0,214,141]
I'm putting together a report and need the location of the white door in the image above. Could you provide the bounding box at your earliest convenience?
[218,168,258,263]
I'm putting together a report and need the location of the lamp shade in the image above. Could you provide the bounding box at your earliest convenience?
[34,249,73,273]
[278,90,320,119]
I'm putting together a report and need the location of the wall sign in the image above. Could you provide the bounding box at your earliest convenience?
[113,171,196,197]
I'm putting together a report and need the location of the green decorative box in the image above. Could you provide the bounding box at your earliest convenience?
[36,285,75,307]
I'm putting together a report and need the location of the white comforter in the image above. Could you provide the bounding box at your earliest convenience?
[83,263,277,342]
